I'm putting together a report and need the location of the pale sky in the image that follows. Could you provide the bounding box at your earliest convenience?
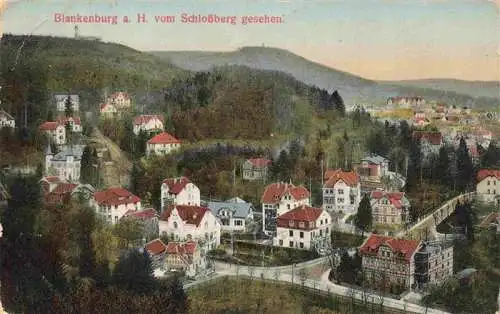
[2,0,499,81]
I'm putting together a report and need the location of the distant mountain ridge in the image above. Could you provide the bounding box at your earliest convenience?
[150,47,500,108]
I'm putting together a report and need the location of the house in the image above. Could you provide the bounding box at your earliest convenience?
[159,205,221,251]
[322,169,361,216]
[54,94,79,113]
[160,176,200,209]
[359,234,421,289]
[273,205,332,250]
[412,131,443,159]
[40,121,66,145]
[353,154,390,180]
[133,114,164,135]
[56,116,82,133]
[42,181,95,207]
[164,241,205,278]
[412,116,431,127]
[370,191,411,226]
[0,110,15,129]
[242,158,272,181]
[206,198,255,232]
[387,96,425,108]
[476,169,500,205]
[124,208,160,240]
[261,182,310,236]
[145,239,167,268]
[146,132,181,157]
[45,144,86,182]
[40,176,63,194]
[100,102,118,117]
[414,242,454,288]
[107,92,131,109]
[92,187,142,224]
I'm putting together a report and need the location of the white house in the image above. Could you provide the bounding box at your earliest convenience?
[160,176,200,209]
[107,92,131,109]
[0,110,15,129]
[273,205,332,250]
[146,132,181,156]
[57,116,82,133]
[159,205,221,251]
[133,114,164,135]
[322,169,361,216]
[40,121,66,145]
[100,103,118,117]
[92,187,142,225]
[261,182,310,236]
[206,198,255,232]
[476,169,500,205]
[45,144,85,182]
[54,94,79,112]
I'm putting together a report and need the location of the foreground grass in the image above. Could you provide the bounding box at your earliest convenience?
[188,277,405,314]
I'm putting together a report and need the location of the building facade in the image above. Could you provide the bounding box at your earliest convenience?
[206,199,255,232]
[54,94,79,112]
[476,169,500,205]
[146,132,181,156]
[92,187,142,224]
[160,176,201,209]
[164,241,205,278]
[370,191,411,226]
[40,122,66,145]
[242,158,271,181]
[322,169,361,216]
[45,144,85,182]
[132,114,164,135]
[414,242,454,289]
[0,110,15,129]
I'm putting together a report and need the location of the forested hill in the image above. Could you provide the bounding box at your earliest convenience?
[151,47,500,109]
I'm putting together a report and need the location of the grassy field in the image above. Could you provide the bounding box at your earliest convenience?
[188,277,407,314]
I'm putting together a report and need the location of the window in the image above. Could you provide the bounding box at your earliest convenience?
[338,189,344,194]
[287,204,290,210]
[300,232,304,238]
[289,220,294,227]
[299,242,304,249]
[320,220,323,225]
[325,219,328,224]
[289,241,293,247]
[289,230,293,237]
[319,229,323,236]
[174,222,178,229]
[235,220,243,226]
[279,240,283,246]
[488,181,491,186]
[299,222,305,228]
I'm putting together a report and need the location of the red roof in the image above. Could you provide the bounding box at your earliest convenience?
[412,131,442,145]
[160,205,209,227]
[39,121,60,131]
[261,183,310,204]
[165,241,196,254]
[133,114,164,126]
[370,191,406,209]
[477,169,500,182]
[359,234,420,262]
[324,169,360,188]
[277,205,323,222]
[145,239,167,255]
[162,177,191,194]
[42,176,61,183]
[110,92,129,99]
[248,158,272,168]
[57,117,81,125]
[93,188,141,206]
[147,132,180,145]
[124,208,157,220]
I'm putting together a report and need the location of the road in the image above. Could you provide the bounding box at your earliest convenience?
[182,257,450,314]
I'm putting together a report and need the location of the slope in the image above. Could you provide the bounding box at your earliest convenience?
[151,47,500,109]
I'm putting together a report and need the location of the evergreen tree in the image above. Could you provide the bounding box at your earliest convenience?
[336,251,356,284]
[112,249,157,295]
[65,121,72,145]
[135,130,149,157]
[80,145,94,185]
[455,137,474,192]
[46,108,54,121]
[72,206,97,278]
[329,90,345,116]
[406,138,421,193]
[64,94,73,118]
[436,145,453,187]
[354,194,372,238]
[270,150,292,182]
[130,162,144,196]
[480,142,500,169]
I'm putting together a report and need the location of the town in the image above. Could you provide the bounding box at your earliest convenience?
[0,33,499,314]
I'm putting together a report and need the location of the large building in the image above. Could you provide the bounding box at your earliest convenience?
[370,191,411,226]
[261,182,310,236]
[414,241,454,289]
[476,169,500,205]
[92,187,142,224]
[146,132,181,156]
[54,94,79,113]
[206,198,255,233]
[322,169,361,216]
[273,205,332,250]
[45,144,85,182]
[160,176,200,209]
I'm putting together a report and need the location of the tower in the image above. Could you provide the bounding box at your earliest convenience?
[74,25,79,38]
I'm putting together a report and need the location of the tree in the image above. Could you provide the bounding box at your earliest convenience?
[329,90,345,116]
[112,249,157,295]
[113,217,145,249]
[129,162,145,196]
[80,145,94,185]
[65,121,73,145]
[435,145,453,187]
[71,206,98,279]
[406,138,422,193]
[46,108,54,121]
[354,194,372,238]
[480,142,500,169]
[455,137,474,192]
[64,94,74,118]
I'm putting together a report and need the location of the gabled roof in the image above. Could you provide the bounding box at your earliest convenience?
[160,205,209,227]
[51,145,85,161]
[360,154,389,165]
[370,191,408,209]
[206,200,253,219]
[57,116,81,125]
[124,208,157,220]
[477,169,500,182]
[147,132,180,145]
[359,234,420,262]
[412,131,442,145]
[94,188,141,206]
[133,114,164,126]
[166,241,196,254]
[323,169,360,188]
[0,110,14,120]
[247,158,272,168]
[162,177,191,194]
[145,239,167,255]
[41,176,62,184]
[277,205,323,222]
[261,182,310,204]
[43,183,78,205]
[39,121,60,131]
[110,91,129,99]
